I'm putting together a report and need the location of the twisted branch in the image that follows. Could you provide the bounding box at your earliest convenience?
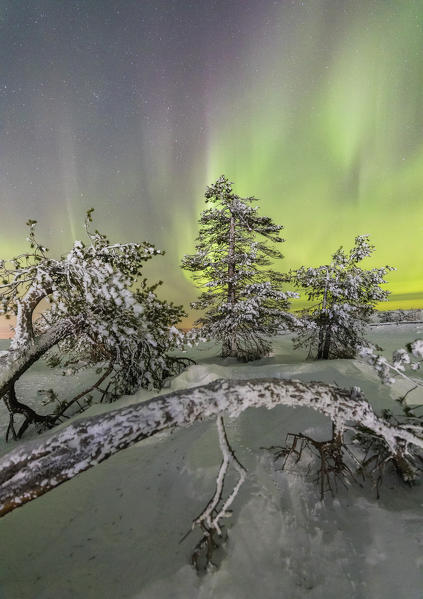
[189,415,246,571]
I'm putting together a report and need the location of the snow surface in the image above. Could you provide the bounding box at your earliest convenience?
[0,326,422,598]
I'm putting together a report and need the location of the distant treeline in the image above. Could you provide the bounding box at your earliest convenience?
[371,309,423,323]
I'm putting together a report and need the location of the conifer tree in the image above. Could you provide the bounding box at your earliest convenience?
[0,210,191,439]
[290,235,394,359]
[182,175,296,361]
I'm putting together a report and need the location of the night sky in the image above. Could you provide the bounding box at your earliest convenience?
[1,0,423,331]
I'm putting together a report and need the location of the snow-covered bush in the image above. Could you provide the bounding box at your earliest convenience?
[182,175,298,361]
[0,210,191,438]
[290,235,394,359]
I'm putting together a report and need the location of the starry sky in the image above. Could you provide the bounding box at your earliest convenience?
[1,0,423,333]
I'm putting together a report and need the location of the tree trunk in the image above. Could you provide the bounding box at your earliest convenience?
[0,317,83,431]
[0,317,81,399]
[10,285,52,351]
[317,270,330,360]
[225,212,237,357]
[321,324,331,360]
[317,324,325,359]
[0,377,421,518]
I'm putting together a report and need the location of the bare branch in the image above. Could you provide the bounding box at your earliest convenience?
[190,415,247,571]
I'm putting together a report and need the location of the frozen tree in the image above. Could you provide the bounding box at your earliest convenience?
[182,175,297,361]
[0,210,192,439]
[290,235,394,359]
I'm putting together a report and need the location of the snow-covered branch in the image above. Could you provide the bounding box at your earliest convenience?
[0,377,422,517]
[0,317,81,399]
[359,341,423,415]
[0,211,190,435]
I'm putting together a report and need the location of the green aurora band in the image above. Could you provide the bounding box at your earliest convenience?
[1,0,423,336]
[190,1,423,310]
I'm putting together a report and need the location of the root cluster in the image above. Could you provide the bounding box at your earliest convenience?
[268,424,422,500]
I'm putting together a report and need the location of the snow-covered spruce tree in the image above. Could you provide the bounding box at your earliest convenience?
[289,235,394,359]
[181,175,297,361]
[0,210,191,439]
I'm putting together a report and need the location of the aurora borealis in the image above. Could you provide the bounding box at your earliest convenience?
[1,0,423,334]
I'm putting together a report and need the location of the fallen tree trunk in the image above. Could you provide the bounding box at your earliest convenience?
[0,377,422,517]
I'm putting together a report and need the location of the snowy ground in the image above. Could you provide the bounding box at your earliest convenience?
[0,326,422,598]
